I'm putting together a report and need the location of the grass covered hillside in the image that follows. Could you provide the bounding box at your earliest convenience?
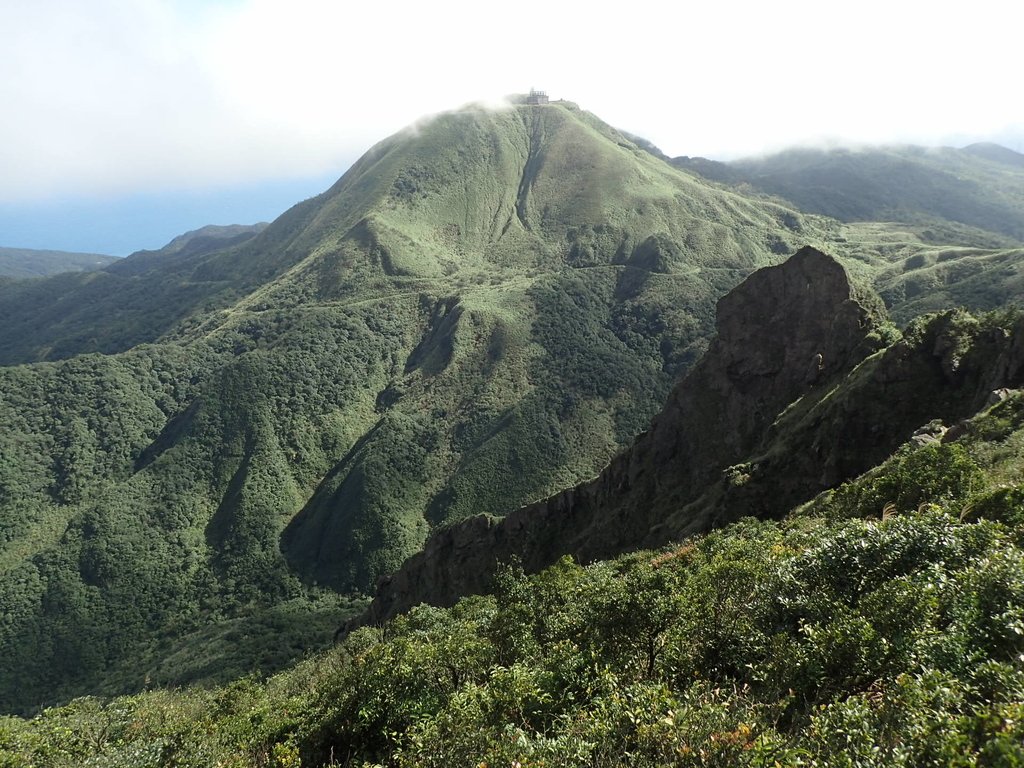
[0,248,116,279]
[0,224,270,363]
[674,143,1024,246]
[0,101,832,712]
[4,388,1024,766]
[671,143,1024,326]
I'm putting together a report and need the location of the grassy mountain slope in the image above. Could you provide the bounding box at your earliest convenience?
[0,102,828,712]
[3,116,1024,753]
[963,141,1024,168]
[671,143,1024,326]
[5,314,1024,767]
[4,104,1021,718]
[106,224,268,277]
[0,247,117,278]
[673,144,1024,244]
[0,224,271,363]
[354,250,1024,628]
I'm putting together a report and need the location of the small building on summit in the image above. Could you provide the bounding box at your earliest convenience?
[526,89,549,105]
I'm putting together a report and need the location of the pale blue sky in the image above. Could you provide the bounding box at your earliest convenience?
[0,172,341,256]
[1,0,1021,255]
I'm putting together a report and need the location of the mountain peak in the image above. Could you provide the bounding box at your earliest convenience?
[0,98,824,708]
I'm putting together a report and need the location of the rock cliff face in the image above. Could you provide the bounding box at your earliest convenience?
[352,247,1024,629]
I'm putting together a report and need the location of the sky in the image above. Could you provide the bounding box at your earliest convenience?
[1,0,1021,255]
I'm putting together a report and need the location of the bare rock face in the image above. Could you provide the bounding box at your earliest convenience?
[640,245,878,500]
[350,247,883,629]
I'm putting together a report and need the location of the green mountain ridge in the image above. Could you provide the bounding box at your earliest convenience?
[0,101,832,711]
[963,141,1024,168]
[3,99,1024,723]
[670,142,1024,326]
[0,247,118,279]
[354,247,1024,628]
[0,223,272,362]
[672,142,1024,245]
[106,223,268,277]
[5,250,1024,766]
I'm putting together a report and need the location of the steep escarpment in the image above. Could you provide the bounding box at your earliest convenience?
[359,246,1024,626]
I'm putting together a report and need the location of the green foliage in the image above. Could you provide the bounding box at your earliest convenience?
[816,442,985,520]
[6,488,1024,765]
[676,144,1024,324]
[4,100,1024,727]
[967,485,1024,527]
[0,102,811,711]
[0,247,117,279]
[684,144,1024,244]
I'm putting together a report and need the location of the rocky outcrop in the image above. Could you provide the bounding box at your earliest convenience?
[349,247,876,627]
[350,247,1024,631]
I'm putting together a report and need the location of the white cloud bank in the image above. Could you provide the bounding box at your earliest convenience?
[1,0,1020,203]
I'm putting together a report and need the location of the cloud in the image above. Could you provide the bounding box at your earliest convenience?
[1,1,215,200]
[0,0,1019,203]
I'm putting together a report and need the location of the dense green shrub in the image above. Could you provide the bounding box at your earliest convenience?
[9,483,1023,766]
[817,442,985,520]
